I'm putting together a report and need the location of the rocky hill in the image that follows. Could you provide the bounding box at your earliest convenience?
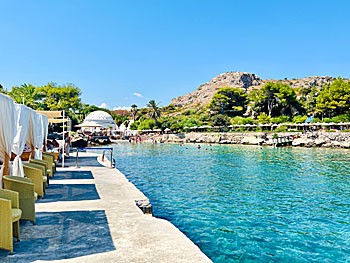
[170,72,337,108]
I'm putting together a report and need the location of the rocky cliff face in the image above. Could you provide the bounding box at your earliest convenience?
[170,72,337,108]
[171,72,262,108]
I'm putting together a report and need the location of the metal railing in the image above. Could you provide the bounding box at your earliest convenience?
[75,147,115,168]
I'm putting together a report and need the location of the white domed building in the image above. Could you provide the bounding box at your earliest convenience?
[83,110,116,130]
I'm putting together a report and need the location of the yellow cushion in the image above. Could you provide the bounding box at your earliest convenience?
[43,176,47,182]
[12,208,22,222]
[34,192,38,200]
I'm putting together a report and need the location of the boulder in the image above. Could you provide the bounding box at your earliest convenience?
[71,137,88,148]
[241,136,265,145]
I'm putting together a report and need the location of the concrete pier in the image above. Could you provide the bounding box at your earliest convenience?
[1,152,211,263]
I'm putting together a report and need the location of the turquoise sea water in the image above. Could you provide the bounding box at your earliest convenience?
[111,143,350,262]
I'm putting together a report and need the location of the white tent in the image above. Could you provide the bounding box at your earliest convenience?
[12,104,31,177]
[38,114,48,158]
[75,121,103,128]
[0,94,16,186]
[26,109,36,159]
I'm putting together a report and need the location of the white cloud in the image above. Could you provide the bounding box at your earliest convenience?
[113,106,131,111]
[133,92,144,98]
[99,102,109,109]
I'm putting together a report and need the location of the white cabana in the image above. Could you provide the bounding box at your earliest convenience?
[26,110,46,160]
[26,109,36,159]
[34,114,48,159]
[0,94,16,186]
[12,104,31,177]
[41,114,49,153]
[75,121,103,128]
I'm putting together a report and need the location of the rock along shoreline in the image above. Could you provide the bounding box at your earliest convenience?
[150,132,350,149]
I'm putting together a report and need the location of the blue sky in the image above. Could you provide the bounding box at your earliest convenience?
[1,0,349,109]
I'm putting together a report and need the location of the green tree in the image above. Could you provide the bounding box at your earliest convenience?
[207,87,247,116]
[271,115,290,124]
[257,112,271,124]
[147,100,161,125]
[114,115,129,127]
[8,83,44,109]
[162,104,176,113]
[39,82,82,111]
[316,77,350,118]
[0,84,5,93]
[131,104,138,121]
[210,114,230,127]
[298,86,318,114]
[249,82,299,117]
[129,121,139,130]
[292,115,308,123]
[241,117,254,125]
[138,119,156,130]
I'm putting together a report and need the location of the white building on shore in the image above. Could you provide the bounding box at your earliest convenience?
[83,110,116,130]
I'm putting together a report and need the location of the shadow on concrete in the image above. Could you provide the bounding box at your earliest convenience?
[38,183,100,203]
[63,156,104,168]
[0,210,115,262]
[54,170,94,180]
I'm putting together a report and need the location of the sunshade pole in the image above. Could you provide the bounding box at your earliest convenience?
[62,110,65,168]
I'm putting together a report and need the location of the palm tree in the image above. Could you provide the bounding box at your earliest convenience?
[7,83,42,108]
[131,104,138,121]
[147,100,161,125]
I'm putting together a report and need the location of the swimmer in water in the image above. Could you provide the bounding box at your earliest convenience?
[196,145,201,149]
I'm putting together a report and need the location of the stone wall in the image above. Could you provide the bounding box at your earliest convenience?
[154,132,350,149]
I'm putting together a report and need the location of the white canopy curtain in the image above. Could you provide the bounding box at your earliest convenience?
[41,114,49,152]
[26,108,38,159]
[34,114,47,160]
[12,104,31,177]
[0,93,16,187]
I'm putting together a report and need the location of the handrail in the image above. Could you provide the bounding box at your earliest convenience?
[75,147,114,168]
[77,147,113,150]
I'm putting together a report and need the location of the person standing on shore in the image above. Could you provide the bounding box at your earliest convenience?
[65,135,71,159]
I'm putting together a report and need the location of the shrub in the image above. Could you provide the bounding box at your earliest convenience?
[170,123,181,130]
[179,118,199,128]
[292,115,307,123]
[241,117,254,125]
[257,113,271,124]
[211,114,230,126]
[330,114,350,123]
[271,116,290,124]
[129,122,139,130]
[198,113,211,123]
[183,109,196,116]
[231,116,244,125]
[138,119,155,130]
[275,125,288,132]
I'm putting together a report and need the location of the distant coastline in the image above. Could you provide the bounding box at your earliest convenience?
[144,132,350,149]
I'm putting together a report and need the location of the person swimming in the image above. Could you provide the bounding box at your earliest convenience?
[196,145,201,149]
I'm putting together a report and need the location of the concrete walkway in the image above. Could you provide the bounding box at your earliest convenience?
[1,152,211,263]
